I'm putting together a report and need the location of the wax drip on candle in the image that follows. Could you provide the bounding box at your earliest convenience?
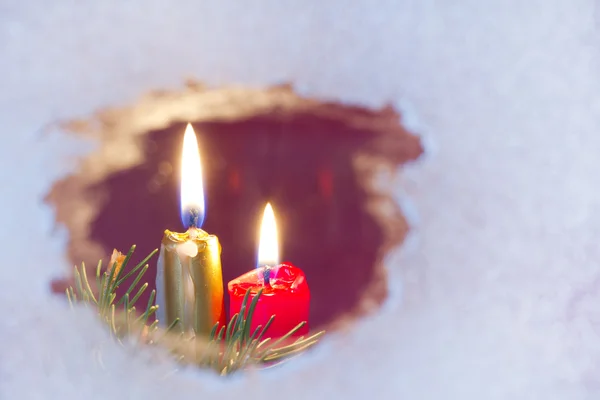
[262,266,272,287]
[177,240,199,257]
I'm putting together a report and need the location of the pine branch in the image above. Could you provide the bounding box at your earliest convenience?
[66,246,324,375]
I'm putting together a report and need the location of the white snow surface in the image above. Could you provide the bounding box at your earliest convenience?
[2,0,600,399]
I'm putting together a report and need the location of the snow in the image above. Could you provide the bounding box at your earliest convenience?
[2,0,600,398]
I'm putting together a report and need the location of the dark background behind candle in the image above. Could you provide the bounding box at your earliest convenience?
[49,103,422,329]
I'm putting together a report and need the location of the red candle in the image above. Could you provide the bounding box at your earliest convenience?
[227,203,310,339]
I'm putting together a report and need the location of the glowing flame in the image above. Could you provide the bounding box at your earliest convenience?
[180,123,205,228]
[257,203,279,267]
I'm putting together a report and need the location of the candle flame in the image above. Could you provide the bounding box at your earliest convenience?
[180,123,205,228]
[257,203,279,267]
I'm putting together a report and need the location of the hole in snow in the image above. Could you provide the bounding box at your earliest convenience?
[47,83,423,332]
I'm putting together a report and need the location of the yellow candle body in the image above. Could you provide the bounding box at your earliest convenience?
[155,228,225,336]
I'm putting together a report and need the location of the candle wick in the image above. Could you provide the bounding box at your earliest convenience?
[183,207,201,230]
[263,266,272,287]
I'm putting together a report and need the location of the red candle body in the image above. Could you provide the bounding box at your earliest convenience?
[227,263,310,339]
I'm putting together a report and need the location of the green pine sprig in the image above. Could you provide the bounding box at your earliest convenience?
[195,288,324,375]
[66,245,324,375]
[66,245,159,340]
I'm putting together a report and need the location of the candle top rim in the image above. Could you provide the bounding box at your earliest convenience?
[228,263,307,296]
[162,228,218,245]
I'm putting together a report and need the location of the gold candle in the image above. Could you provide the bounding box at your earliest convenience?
[156,228,224,334]
[155,123,225,336]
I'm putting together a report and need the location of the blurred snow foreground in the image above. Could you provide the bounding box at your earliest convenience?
[1,0,600,399]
